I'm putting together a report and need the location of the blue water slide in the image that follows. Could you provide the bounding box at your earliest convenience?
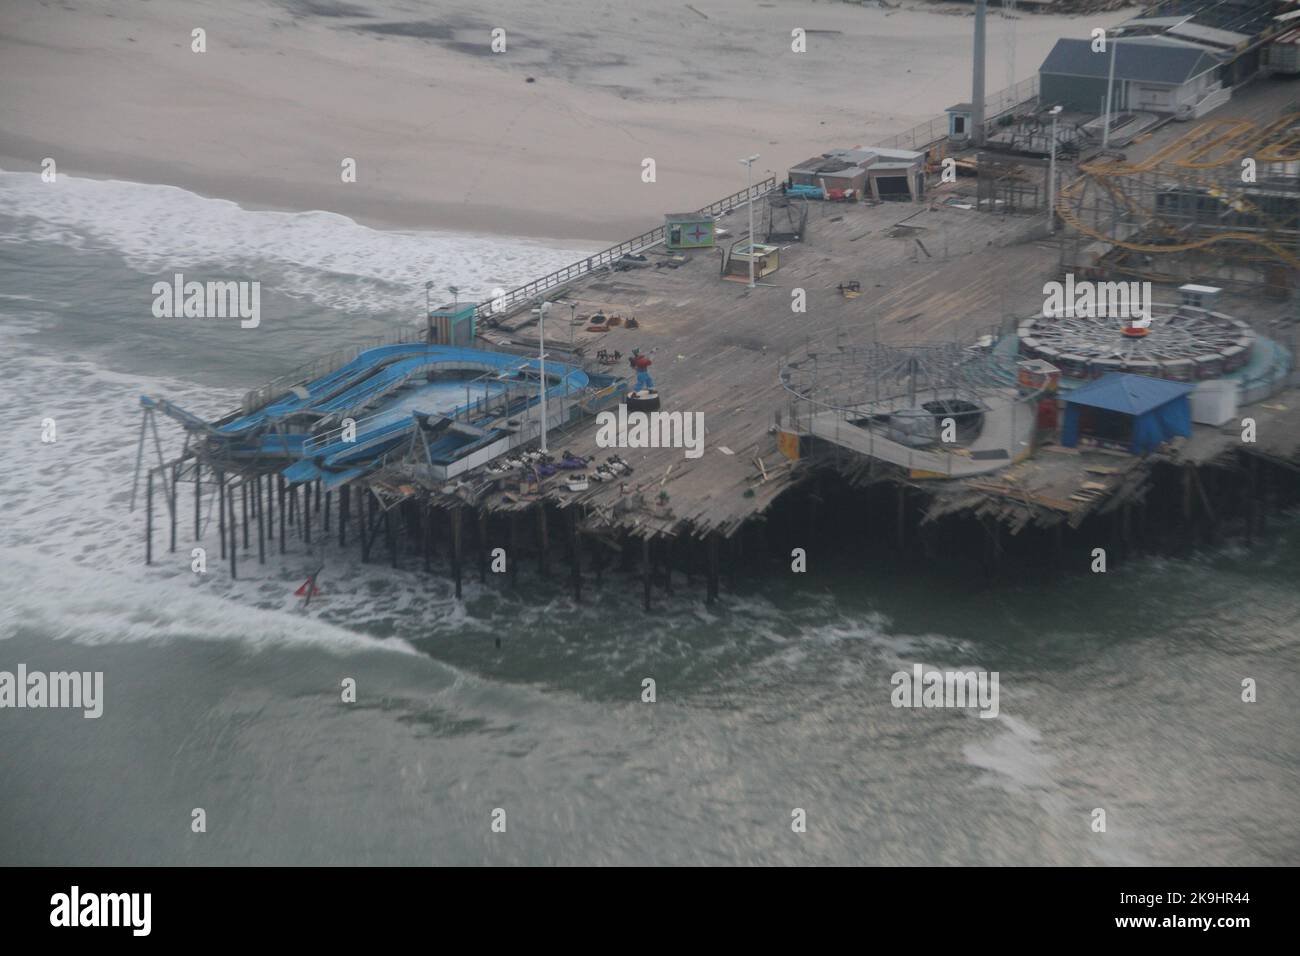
[216,343,433,435]
[204,342,591,483]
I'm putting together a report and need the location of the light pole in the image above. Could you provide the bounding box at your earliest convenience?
[424,281,433,343]
[1048,105,1062,235]
[738,153,760,289]
[1102,30,1121,151]
[538,301,549,454]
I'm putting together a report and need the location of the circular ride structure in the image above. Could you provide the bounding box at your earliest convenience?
[780,342,1034,450]
[1017,304,1255,382]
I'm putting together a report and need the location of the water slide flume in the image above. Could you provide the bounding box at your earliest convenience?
[146,344,589,487]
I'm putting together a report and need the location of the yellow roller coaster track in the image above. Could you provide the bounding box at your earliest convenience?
[1057,180,1300,269]
[1056,115,1300,269]
[1077,115,1300,177]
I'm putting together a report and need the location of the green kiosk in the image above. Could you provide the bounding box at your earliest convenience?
[664,213,715,251]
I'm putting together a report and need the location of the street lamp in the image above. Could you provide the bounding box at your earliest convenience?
[738,153,760,289]
[1102,29,1122,151]
[1048,105,1063,235]
[424,280,433,343]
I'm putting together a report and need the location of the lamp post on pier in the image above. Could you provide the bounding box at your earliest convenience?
[1048,105,1063,235]
[1102,29,1123,151]
[738,153,760,289]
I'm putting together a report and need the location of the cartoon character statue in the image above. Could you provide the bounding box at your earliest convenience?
[629,348,654,393]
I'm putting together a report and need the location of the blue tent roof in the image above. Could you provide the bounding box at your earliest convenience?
[1064,373,1195,415]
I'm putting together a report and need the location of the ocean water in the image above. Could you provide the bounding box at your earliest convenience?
[1,169,1297,866]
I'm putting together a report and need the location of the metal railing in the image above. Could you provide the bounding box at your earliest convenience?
[874,76,1040,153]
[240,326,424,415]
[472,177,778,322]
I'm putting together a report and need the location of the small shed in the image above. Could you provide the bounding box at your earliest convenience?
[866,158,924,201]
[945,103,974,142]
[789,146,924,201]
[428,302,476,346]
[724,242,780,280]
[1178,283,1221,309]
[789,151,869,195]
[665,213,715,250]
[1061,372,1194,454]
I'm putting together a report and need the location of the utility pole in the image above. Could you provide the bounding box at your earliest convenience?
[738,154,760,289]
[972,0,987,147]
[1048,105,1062,235]
[1103,31,1120,150]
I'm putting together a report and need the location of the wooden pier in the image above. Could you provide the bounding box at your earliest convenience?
[137,133,1300,606]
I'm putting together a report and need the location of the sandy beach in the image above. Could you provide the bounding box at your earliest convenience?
[1,0,1120,242]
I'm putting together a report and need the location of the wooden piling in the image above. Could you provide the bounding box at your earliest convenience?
[895,484,906,551]
[1121,501,1133,560]
[536,505,550,576]
[304,484,312,546]
[509,514,520,588]
[1257,457,1268,535]
[169,462,178,554]
[217,469,226,560]
[194,461,202,541]
[452,506,463,599]
[360,495,374,563]
[241,480,249,550]
[478,510,489,584]
[228,481,238,580]
[641,535,652,611]
[422,503,432,574]
[256,477,265,565]
[663,535,672,595]
[145,468,154,566]
[1246,457,1257,546]
[706,531,720,604]
[277,474,286,555]
[386,509,396,569]
[569,509,582,603]
[323,491,331,534]
[339,485,349,549]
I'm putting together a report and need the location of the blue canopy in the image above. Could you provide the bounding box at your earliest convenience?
[1061,373,1194,454]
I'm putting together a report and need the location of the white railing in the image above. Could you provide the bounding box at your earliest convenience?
[302,408,395,456]
[240,326,424,415]
[469,177,778,322]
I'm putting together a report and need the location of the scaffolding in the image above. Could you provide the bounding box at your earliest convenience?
[1057,114,1300,293]
[977,153,1047,213]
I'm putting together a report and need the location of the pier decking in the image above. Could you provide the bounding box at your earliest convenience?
[137,81,1300,606]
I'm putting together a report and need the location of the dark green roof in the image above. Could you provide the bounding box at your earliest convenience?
[1040,37,1220,85]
